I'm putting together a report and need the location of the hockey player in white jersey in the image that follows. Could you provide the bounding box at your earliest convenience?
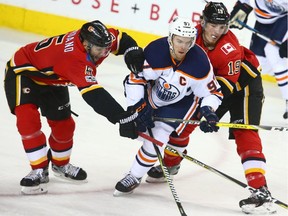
[230,0,288,119]
[113,17,223,196]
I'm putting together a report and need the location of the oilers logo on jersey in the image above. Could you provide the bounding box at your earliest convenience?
[264,0,286,13]
[155,77,180,102]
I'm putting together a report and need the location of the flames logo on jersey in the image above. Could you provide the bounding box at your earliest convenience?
[155,77,180,102]
[221,43,236,55]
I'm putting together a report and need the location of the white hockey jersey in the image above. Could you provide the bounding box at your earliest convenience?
[240,0,287,24]
[124,37,223,113]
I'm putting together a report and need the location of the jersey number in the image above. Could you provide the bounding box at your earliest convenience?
[228,60,241,75]
[207,80,217,93]
[34,34,65,52]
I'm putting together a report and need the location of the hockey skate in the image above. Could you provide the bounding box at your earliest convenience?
[146,164,180,183]
[239,186,277,214]
[52,163,87,182]
[20,167,49,195]
[113,173,141,196]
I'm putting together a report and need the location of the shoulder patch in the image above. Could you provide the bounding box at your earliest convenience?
[220,43,236,55]
[85,65,96,82]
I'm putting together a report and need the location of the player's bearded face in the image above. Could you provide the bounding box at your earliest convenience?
[89,45,111,63]
[170,36,193,61]
[202,23,227,46]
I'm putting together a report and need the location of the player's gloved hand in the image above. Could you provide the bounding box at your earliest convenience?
[279,40,287,58]
[124,46,145,74]
[199,106,219,133]
[229,1,253,29]
[128,98,155,132]
[118,111,138,139]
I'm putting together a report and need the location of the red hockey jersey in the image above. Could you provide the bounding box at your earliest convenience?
[10,28,120,88]
[195,24,261,94]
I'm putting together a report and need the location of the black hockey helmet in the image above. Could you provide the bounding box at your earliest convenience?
[80,20,112,47]
[202,2,230,25]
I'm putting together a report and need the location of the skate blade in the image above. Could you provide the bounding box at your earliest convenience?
[53,173,88,183]
[21,184,48,195]
[241,203,277,215]
[145,176,167,183]
[113,189,134,197]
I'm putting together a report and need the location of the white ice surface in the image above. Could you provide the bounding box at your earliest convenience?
[0,28,287,216]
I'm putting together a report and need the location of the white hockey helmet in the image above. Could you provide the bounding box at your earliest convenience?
[168,17,197,50]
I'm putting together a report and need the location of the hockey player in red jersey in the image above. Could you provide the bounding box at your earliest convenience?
[230,0,288,119]
[146,2,276,214]
[113,16,223,196]
[4,20,148,195]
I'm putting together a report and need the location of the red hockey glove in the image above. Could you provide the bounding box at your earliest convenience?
[199,106,219,133]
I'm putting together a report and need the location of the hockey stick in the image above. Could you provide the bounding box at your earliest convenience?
[235,20,281,47]
[138,132,288,210]
[153,117,288,132]
[166,146,288,210]
[146,129,187,216]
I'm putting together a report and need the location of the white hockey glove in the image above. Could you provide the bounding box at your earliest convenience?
[229,1,253,29]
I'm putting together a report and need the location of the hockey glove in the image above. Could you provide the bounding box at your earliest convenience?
[279,40,287,58]
[128,98,155,132]
[229,1,253,29]
[199,106,219,133]
[124,46,145,74]
[118,111,138,139]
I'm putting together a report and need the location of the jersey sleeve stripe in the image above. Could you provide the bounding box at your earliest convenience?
[241,62,259,78]
[80,84,103,95]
